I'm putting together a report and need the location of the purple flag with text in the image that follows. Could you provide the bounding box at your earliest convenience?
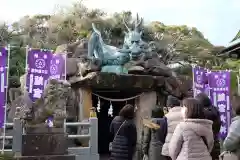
[26,50,67,102]
[193,66,207,97]
[26,50,66,127]
[0,47,8,128]
[47,54,66,127]
[26,49,52,102]
[49,54,66,80]
[208,71,231,139]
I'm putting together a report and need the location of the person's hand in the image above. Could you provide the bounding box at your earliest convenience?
[143,154,148,160]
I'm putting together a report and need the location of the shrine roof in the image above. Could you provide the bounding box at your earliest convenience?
[69,72,165,92]
[218,39,240,58]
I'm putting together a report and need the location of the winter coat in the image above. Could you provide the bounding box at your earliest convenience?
[223,116,240,159]
[162,107,183,156]
[109,116,137,160]
[169,119,214,160]
[204,106,221,159]
[142,117,168,160]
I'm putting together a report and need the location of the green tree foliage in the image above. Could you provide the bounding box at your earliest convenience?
[1,1,237,80]
[9,47,26,77]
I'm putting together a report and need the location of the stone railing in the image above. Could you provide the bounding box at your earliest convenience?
[0,114,99,160]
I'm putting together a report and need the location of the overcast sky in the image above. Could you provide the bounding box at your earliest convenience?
[1,0,239,46]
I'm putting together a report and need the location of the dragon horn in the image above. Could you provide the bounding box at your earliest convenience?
[123,17,131,32]
[135,14,143,29]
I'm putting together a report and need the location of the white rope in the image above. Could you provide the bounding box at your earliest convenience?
[92,92,144,102]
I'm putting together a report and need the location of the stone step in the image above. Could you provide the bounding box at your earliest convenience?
[14,155,75,160]
[22,133,68,156]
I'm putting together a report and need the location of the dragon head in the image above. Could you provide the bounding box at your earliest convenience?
[123,14,145,60]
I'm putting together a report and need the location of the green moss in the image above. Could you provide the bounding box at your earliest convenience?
[0,153,14,160]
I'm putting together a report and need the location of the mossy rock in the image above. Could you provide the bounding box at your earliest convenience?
[0,153,14,160]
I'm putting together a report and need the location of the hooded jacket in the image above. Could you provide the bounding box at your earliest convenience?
[161,106,183,156]
[169,119,214,160]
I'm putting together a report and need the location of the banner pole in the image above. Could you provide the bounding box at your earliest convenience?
[64,53,67,133]
[22,45,29,134]
[64,53,67,81]
[238,75,240,96]
[238,69,240,96]
[1,45,10,153]
[192,64,195,97]
[24,45,29,93]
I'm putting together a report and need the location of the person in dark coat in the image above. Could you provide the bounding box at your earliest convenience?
[142,107,168,160]
[195,93,221,160]
[109,104,137,160]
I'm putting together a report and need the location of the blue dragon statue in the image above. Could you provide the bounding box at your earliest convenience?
[87,14,154,73]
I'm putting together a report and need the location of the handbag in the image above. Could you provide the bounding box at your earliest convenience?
[109,120,126,151]
[219,151,238,160]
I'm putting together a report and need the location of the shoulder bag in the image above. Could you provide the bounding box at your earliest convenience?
[109,120,126,151]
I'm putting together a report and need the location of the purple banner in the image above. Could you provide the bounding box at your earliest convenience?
[0,47,8,128]
[26,50,66,102]
[49,54,66,80]
[193,66,207,97]
[208,71,231,139]
[26,49,52,101]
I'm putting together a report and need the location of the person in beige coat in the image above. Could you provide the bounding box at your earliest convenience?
[162,96,183,160]
[169,98,214,160]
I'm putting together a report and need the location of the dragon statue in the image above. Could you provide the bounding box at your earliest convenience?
[6,14,190,127]
[52,14,190,99]
[87,14,158,74]
[4,14,192,149]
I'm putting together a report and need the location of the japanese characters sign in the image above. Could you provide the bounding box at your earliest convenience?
[26,49,52,102]
[0,47,8,128]
[49,54,66,80]
[193,66,208,97]
[208,71,231,139]
[26,49,66,102]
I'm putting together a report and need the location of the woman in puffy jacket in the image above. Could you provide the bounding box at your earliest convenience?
[109,104,137,160]
[196,93,221,160]
[169,98,214,160]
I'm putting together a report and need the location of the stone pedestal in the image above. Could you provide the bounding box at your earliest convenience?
[14,127,75,160]
[14,155,75,160]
